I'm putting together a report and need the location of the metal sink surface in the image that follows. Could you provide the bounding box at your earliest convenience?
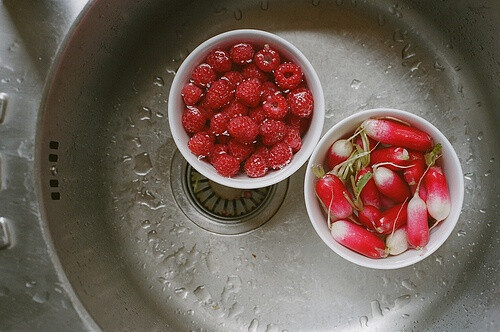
[0,0,498,331]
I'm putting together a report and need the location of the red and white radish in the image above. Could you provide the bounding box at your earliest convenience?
[375,201,408,234]
[358,205,381,231]
[406,192,429,248]
[403,157,426,193]
[356,167,381,209]
[315,172,353,220]
[330,220,388,258]
[386,227,409,255]
[372,166,410,203]
[327,139,354,170]
[424,166,451,222]
[370,147,410,170]
[361,118,433,152]
[380,194,397,210]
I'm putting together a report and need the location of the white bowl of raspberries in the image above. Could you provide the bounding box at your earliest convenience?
[168,29,324,189]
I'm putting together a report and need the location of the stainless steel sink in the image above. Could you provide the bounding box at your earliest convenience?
[1,0,499,330]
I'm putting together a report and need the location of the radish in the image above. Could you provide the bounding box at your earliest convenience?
[406,192,429,248]
[355,135,377,151]
[372,166,410,203]
[361,118,433,152]
[375,202,408,234]
[327,139,354,170]
[356,167,381,209]
[330,220,388,258]
[424,166,451,222]
[386,227,409,255]
[358,205,381,231]
[314,167,353,220]
[403,157,426,193]
[380,194,396,210]
[370,147,410,171]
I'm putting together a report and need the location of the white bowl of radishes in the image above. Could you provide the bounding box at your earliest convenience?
[304,108,464,269]
[168,29,324,189]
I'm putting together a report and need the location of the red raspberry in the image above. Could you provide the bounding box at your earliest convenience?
[222,100,248,118]
[242,63,269,83]
[259,119,287,146]
[235,78,261,107]
[206,49,232,73]
[198,106,216,120]
[228,139,254,162]
[227,116,259,143]
[262,93,289,119]
[188,132,215,157]
[244,152,269,178]
[205,79,234,109]
[261,81,279,100]
[284,127,302,153]
[210,144,228,163]
[268,142,293,169]
[192,63,216,87]
[182,106,206,133]
[230,43,254,64]
[254,145,269,159]
[254,44,281,72]
[209,112,230,135]
[286,114,310,135]
[288,87,314,118]
[274,62,303,90]
[212,154,240,177]
[181,83,203,105]
[249,107,267,125]
[223,71,244,86]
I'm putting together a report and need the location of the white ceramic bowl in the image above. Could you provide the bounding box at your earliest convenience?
[168,29,324,189]
[304,108,464,269]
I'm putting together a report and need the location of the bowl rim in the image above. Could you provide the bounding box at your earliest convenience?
[304,108,465,269]
[168,29,325,189]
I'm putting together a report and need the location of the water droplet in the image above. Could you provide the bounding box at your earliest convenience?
[214,7,227,16]
[466,155,475,164]
[50,166,58,175]
[133,152,153,176]
[433,60,445,71]
[457,230,466,237]
[477,131,484,140]
[166,68,177,76]
[147,230,158,242]
[137,189,165,210]
[174,287,188,299]
[122,155,132,162]
[458,84,464,95]
[401,44,415,60]
[388,4,402,17]
[479,209,486,214]
[265,324,279,332]
[489,157,495,163]
[394,295,411,309]
[393,29,406,42]
[370,300,383,318]
[26,281,37,288]
[312,0,320,6]
[402,279,416,291]
[484,170,491,177]
[32,291,49,303]
[153,76,164,87]
[132,137,142,148]
[234,9,242,20]
[359,315,368,327]
[260,0,269,10]
[350,79,362,89]
[463,172,473,180]
[194,285,213,305]
[141,219,151,229]
[156,112,165,118]
[402,313,410,318]
[435,255,443,265]
[139,107,152,121]
[187,309,194,316]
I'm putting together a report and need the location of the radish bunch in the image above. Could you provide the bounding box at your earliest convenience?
[314,117,451,258]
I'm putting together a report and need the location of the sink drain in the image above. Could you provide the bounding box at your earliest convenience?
[170,150,288,235]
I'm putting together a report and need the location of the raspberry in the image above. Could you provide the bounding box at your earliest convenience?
[274,62,303,90]
[198,106,216,120]
[181,83,203,105]
[228,139,254,162]
[244,152,269,178]
[259,119,287,146]
[230,43,254,64]
[192,63,216,87]
[182,106,206,133]
[210,144,228,163]
[254,145,269,159]
[235,78,261,107]
[242,63,269,83]
[262,93,288,119]
[284,127,302,152]
[261,81,279,100]
[205,79,235,109]
[286,114,310,135]
[188,132,215,157]
[268,142,293,169]
[223,71,244,86]
[222,100,248,118]
[288,87,314,118]
[212,154,240,177]
[206,49,232,73]
[209,112,230,135]
[254,44,281,72]
[227,116,259,144]
[249,107,267,125]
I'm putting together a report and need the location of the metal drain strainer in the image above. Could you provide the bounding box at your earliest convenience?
[170,150,288,235]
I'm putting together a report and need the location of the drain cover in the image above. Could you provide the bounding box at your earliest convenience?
[170,151,288,235]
